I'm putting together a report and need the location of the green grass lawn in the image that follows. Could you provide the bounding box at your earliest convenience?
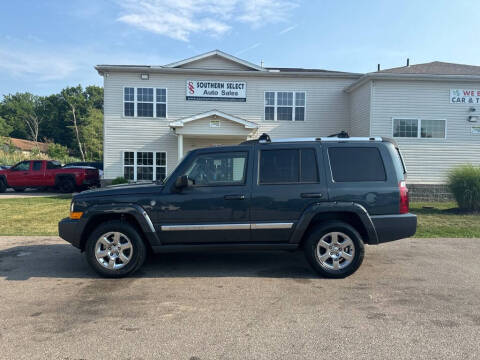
[0,195,71,236]
[410,202,480,238]
[0,196,478,238]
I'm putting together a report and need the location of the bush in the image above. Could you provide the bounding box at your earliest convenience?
[111,176,128,185]
[448,165,480,211]
[47,143,69,160]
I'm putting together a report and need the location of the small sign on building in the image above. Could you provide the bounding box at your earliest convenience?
[450,89,480,104]
[472,126,480,135]
[186,80,246,102]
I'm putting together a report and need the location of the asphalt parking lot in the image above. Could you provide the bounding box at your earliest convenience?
[0,236,479,359]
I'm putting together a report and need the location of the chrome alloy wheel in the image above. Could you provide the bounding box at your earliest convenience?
[95,232,133,270]
[315,232,355,271]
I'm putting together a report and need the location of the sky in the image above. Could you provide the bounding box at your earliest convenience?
[1,0,480,96]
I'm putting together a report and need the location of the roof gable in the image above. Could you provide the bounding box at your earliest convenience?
[165,50,265,71]
[169,110,258,129]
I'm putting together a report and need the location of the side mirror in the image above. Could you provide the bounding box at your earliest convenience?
[175,175,193,189]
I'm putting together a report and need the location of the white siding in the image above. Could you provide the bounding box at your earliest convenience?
[349,81,371,136]
[370,80,480,184]
[103,71,356,179]
[177,55,252,71]
[183,138,240,156]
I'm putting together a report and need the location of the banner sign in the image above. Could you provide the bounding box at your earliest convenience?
[186,80,246,102]
[450,89,480,104]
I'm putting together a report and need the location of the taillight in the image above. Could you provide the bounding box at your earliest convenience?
[399,181,409,214]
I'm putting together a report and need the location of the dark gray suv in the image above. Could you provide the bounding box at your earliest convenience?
[59,133,417,278]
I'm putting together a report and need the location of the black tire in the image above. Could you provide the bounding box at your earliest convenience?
[303,221,365,278]
[13,187,25,192]
[0,179,6,193]
[59,178,75,193]
[85,220,147,278]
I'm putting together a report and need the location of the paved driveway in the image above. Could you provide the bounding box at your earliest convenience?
[0,236,479,359]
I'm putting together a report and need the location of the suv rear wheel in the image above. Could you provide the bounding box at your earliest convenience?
[304,221,364,278]
[0,179,6,193]
[85,221,147,278]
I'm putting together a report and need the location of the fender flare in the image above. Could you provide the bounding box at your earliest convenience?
[80,203,160,246]
[289,202,379,245]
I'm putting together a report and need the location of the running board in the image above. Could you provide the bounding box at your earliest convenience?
[151,243,299,253]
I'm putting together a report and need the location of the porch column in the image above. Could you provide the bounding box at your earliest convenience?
[177,134,183,161]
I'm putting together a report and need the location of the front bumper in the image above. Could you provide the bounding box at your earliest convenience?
[371,213,417,244]
[58,217,83,249]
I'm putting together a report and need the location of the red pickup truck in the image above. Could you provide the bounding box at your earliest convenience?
[0,160,99,193]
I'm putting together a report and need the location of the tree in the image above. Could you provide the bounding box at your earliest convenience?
[0,93,43,142]
[38,94,72,148]
[61,86,87,161]
[80,108,103,161]
[0,116,13,137]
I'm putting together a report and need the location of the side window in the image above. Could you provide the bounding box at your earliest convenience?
[300,149,318,182]
[46,161,61,169]
[32,161,43,171]
[185,152,248,186]
[259,148,319,184]
[12,161,30,171]
[328,147,386,182]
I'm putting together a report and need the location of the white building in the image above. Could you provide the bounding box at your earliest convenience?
[96,50,480,199]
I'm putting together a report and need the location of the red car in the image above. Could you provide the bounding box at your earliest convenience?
[0,160,100,193]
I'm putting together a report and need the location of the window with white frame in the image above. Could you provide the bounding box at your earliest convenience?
[421,120,446,138]
[137,88,153,117]
[124,152,135,180]
[156,89,167,118]
[123,151,167,181]
[156,152,167,181]
[264,91,305,121]
[123,87,167,118]
[124,88,134,117]
[393,118,446,138]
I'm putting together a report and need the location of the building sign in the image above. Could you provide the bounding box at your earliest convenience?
[186,80,246,102]
[450,89,480,104]
[472,126,480,135]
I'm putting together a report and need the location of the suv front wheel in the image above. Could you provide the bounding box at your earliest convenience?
[304,221,364,278]
[85,221,147,278]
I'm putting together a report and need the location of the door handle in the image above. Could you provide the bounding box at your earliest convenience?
[224,194,245,200]
[301,193,323,198]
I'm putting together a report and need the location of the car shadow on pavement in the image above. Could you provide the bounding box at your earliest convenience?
[0,244,317,281]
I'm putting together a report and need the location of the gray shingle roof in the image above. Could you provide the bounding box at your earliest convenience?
[265,67,350,74]
[378,61,480,75]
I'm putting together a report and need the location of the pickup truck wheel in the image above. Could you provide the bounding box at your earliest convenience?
[85,221,147,278]
[0,180,6,193]
[304,221,364,278]
[59,178,75,193]
[13,187,25,192]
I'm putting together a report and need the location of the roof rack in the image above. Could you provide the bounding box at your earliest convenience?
[270,137,382,143]
[241,132,383,145]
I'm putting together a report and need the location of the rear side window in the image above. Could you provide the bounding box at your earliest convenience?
[259,148,319,184]
[32,161,42,171]
[328,147,386,182]
[47,161,62,169]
